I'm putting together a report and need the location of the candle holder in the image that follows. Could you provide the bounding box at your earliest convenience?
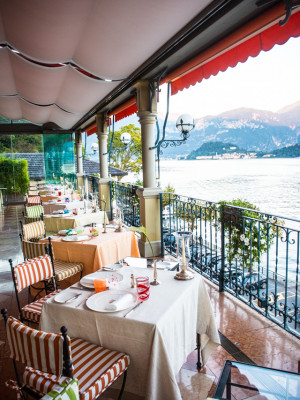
[115,208,123,232]
[150,259,161,285]
[173,231,194,280]
[101,196,107,233]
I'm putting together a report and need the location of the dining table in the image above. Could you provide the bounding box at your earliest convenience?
[43,210,108,233]
[43,200,86,215]
[41,193,81,203]
[40,267,220,400]
[40,227,140,275]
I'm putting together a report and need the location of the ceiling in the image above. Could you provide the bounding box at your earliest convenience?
[0,0,292,134]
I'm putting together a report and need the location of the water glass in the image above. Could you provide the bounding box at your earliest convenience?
[94,278,107,292]
[136,277,150,301]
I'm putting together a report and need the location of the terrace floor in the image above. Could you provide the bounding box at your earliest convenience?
[0,205,299,400]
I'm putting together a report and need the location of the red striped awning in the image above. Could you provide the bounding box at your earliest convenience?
[167,7,300,95]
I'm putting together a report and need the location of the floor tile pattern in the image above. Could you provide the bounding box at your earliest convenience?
[0,205,299,400]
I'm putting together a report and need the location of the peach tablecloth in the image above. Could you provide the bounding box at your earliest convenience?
[41,228,140,275]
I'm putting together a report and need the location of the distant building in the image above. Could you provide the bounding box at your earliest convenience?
[3,153,127,180]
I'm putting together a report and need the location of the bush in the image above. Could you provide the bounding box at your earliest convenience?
[0,156,29,194]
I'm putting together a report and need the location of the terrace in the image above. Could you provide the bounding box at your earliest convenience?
[0,1,300,399]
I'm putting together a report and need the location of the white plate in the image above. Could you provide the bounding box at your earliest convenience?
[86,290,138,312]
[62,235,90,242]
[54,291,82,303]
[80,271,123,288]
[102,263,124,271]
[51,214,63,218]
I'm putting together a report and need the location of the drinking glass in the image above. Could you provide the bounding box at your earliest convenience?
[94,278,107,292]
[136,277,150,301]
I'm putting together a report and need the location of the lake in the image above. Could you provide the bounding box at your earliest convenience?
[159,158,300,221]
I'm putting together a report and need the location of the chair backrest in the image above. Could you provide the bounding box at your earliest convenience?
[22,220,45,240]
[27,196,41,206]
[26,205,44,218]
[21,240,49,261]
[12,255,53,292]
[6,316,65,376]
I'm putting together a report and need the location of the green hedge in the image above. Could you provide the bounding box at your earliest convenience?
[0,157,29,194]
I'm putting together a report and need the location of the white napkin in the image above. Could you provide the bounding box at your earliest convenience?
[105,293,133,311]
[80,276,97,286]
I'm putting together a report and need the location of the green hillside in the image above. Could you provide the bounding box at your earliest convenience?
[187,141,246,159]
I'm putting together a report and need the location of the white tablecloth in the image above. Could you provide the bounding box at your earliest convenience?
[43,200,87,215]
[41,268,220,400]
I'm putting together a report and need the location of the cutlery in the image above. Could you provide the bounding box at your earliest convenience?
[123,301,142,318]
[65,293,82,303]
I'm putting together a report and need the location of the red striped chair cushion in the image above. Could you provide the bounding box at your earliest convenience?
[13,255,53,292]
[53,260,83,281]
[22,220,45,241]
[6,316,65,376]
[22,240,48,260]
[23,337,130,400]
[27,196,41,205]
[22,290,61,323]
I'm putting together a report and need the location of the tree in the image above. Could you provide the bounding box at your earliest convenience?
[109,124,142,180]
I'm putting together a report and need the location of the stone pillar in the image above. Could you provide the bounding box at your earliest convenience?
[75,130,84,188]
[96,113,111,219]
[96,113,109,179]
[134,80,162,257]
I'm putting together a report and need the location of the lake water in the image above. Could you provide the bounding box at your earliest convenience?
[159,158,300,279]
[159,158,300,221]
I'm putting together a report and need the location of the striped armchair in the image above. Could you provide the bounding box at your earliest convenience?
[21,239,83,283]
[21,220,46,241]
[26,194,42,206]
[1,311,130,400]
[23,204,44,223]
[9,255,61,324]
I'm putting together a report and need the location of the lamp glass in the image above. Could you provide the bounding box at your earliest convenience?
[176,114,195,134]
[91,142,98,154]
[120,132,131,145]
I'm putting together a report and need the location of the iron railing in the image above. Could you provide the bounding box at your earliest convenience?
[111,182,140,227]
[160,192,300,338]
[0,188,8,208]
[86,175,99,205]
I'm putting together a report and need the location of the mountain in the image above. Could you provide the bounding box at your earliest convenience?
[159,101,300,158]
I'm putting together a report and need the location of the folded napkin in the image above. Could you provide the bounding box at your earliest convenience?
[105,293,133,311]
[80,275,98,286]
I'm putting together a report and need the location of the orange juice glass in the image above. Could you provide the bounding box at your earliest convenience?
[94,278,107,292]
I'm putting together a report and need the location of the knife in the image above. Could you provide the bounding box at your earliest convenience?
[123,301,142,318]
[65,293,82,303]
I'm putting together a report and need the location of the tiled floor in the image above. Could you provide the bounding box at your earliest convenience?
[0,205,299,400]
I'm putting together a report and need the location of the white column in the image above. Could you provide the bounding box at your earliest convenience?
[96,113,109,179]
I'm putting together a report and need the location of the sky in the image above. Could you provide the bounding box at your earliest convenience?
[156,36,300,121]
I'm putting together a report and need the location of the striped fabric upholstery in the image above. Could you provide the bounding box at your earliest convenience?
[13,255,53,292]
[27,196,41,206]
[26,205,44,218]
[22,290,61,323]
[41,379,79,400]
[53,260,83,282]
[24,337,130,400]
[22,240,48,260]
[6,316,64,376]
[22,220,45,240]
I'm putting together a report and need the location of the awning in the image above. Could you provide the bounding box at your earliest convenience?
[165,6,300,95]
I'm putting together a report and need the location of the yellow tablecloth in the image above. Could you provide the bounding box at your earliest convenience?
[41,228,140,275]
[43,211,108,233]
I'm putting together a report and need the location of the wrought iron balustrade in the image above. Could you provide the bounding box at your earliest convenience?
[110,181,140,227]
[160,192,300,338]
[86,175,99,205]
